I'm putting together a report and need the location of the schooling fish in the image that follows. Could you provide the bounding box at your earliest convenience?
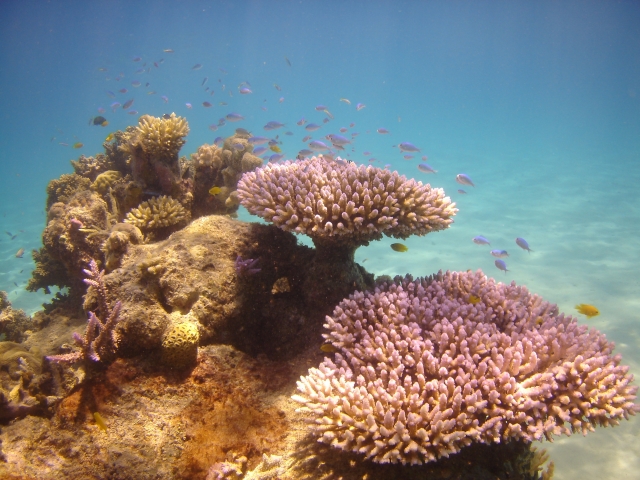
[494,259,508,273]
[490,249,509,258]
[356,103,366,111]
[226,113,245,122]
[122,98,134,110]
[15,248,24,258]
[455,174,475,187]
[515,237,532,252]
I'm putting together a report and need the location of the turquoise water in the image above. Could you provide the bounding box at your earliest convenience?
[1,1,639,477]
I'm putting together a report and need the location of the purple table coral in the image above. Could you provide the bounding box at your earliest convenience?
[237,156,457,256]
[293,270,638,465]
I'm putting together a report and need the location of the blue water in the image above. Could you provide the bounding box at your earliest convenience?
[1,1,639,477]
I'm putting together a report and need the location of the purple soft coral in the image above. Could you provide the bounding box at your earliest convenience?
[235,255,261,276]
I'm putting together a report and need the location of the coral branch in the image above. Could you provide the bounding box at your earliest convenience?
[47,260,121,366]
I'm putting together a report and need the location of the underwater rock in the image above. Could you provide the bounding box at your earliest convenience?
[0,291,32,343]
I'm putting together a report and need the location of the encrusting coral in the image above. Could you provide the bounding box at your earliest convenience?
[293,269,639,465]
[237,156,457,257]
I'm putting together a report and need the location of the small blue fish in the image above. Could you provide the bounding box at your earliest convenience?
[161,95,169,103]
[106,90,116,98]
[131,81,141,87]
[208,124,218,131]
[269,153,284,162]
[253,146,268,155]
[417,163,436,174]
[302,135,312,142]
[457,189,467,194]
[326,134,350,146]
[515,237,532,253]
[490,250,509,258]
[192,63,202,70]
[110,102,121,112]
[377,128,390,134]
[308,140,329,151]
[495,259,508,273]
[298,149,313,157]
[226,113,244,122]
[213,136,224,146]
[248,136,269,145]
[305,123,321,132]
[455,174,475,187]
[296,118,306,126]
[399,142,420,153]
[264,121,285,130]
[472,236,491,246]
[356,103,366,111]
[239,87,252,94]
[315,105,328,111]
[122,98,134,110]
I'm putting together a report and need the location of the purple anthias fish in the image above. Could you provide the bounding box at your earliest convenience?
[253,146,268,155]
[495,259,508,273]
[248,136,269,145]
[399,142,420,153]
[305,123,321,131]
[515,237,532,252]
[264,121,284,130]
[472,235,491,246]
[456,174,475,187]
[377,128,390,134]
[490,249,509,258]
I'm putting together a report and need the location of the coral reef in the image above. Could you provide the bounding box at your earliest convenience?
[190,133,263,217]
[45,173,92,210]
[119,113,190,200]
[71,153,116,181]
[237,156,457,257]
[293,270,639,465]
[0,341,47,421]
[0,291,32,343]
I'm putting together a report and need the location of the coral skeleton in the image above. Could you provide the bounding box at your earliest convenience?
[293,270,639,465]
[46,259,121,365]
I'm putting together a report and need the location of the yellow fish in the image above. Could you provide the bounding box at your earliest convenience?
[209,186,222,196]
[575,304,599,318]
[105,133,114,142]
[390,243,408,252]
[269,145,282,153]
[72,142,84,149]
[468,294,480,305]
[93,412,107,431]
[320,343,338,353]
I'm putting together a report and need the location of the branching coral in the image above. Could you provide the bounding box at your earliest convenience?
[293,270,638,465]
[237,156,456,256]
[46,260,121,366]
[124,195,188,232]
